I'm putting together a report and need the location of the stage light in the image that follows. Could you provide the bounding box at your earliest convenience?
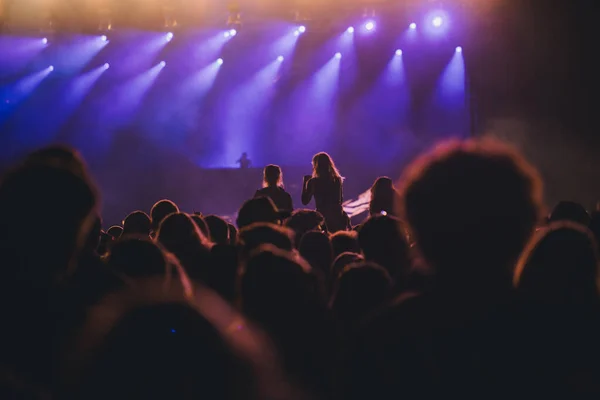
[49,65,54,71]
[217,58,223,65]
[347,26,354,34]
[277,55,284,62]
[159,61,166,67]
[42,38,48,45]
[409,22,417,30]
[298,25,306,33]
[334,52,342,59]
[432,16,443,27]
[104,63,110,69]
[224,31,230,38]
[166,32,174,42]
[455,46,462,53]
[229,29,237,36]
[100,35,108,42]
[365,21,375,31]
[395,49,403,56]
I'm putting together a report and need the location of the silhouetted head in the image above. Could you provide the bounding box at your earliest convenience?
[157,213,212,281]
[514,222,600,306]
[299,230,333,281]
[330,230,360,259]
[312,152,342,180]
[107,236,170,278]
[239,245,332,395]
[358,215,410,280]
[204,215,229,244]
[25,145,87,177]
[150,199,179,231]
[549,201,590,227]
[122,211,151,237]
[238,223,294,261]
[107,225,123,239]
[369,176,399,217]
[263,164,283,188]
[284,209,325,247]
[399,139,543,293]
[191,214,210,239]
[237,197,288,229]
[0,160,98,285]
[331,252,364,285]
[330,261,392,327]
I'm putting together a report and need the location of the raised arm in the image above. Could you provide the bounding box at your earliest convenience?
[301,176,314,205]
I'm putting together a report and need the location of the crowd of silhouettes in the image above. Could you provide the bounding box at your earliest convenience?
[1,141,600,399]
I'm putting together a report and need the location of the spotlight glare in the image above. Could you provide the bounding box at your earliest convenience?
[42,38,48,45]
[48,65,54,72]
[455,46,463,53]
[277,55,284,62]
[216,58,223,65]
[409,22,417,30]
[347,26,354,34]
[166,32,174,42]
[229,29,237,37]
[365,21,375,31]
[159,61,166,67]
[395,49,403,56]
[103,63,110,69]
[298,25,306,33]
[100,35,108,42]
[224,31,230,38]
[334,52,342,59]
[432,16,443,27]
[293,30,299,36]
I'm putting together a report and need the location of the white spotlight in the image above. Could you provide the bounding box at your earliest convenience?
[229,29,237,37]
[100,35,108,42]
[166,32,174,42]
[159,61,166,67]
[42,38,48,45]
[277,55,284,62]
[347,26,355,34]
[298,25,306,33]
[217,58,224,65]
[334,52,342,59]
[48,65,54,71]
[103,63,110,69]
[455,46,462,53]
[395,49,403,56]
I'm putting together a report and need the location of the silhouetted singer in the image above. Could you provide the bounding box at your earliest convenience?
[237,152,251,169]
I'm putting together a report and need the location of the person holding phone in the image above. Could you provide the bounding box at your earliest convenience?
[302,152,349,232]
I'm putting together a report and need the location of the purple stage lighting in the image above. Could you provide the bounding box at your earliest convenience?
[277,55,284,62]
[334,52,342,59]
[104,63,110,69]
[217,58,224,65]
[455,46,462,53]
[298,25,306,33]
[432,16,443,27]
[395,49,403,56]
[347,26,354,34]
[48,65,54,72]
[166,32,174,42]
[365,21,375,31]
[42,38,48,45]
[159,61,166,67]
[409,22,417,30]
[100,35,108,42]
[229,29,237,37]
